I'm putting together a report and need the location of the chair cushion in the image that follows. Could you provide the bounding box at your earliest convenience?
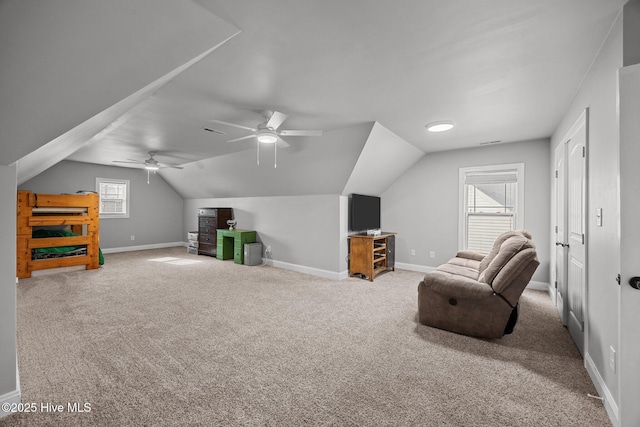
[446,256,482,272]
[478,235,532,285]
[492,248,538,294]
[422,271,494,299]
[436,262,479,280]
[478,229,530,273]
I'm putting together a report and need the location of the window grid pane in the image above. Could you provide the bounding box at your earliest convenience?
[464,175,518,253]
[99,182,127,215]
[466,213,514,253]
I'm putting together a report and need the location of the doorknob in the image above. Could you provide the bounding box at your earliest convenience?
[629,277,640,290]
[555,242,570,248]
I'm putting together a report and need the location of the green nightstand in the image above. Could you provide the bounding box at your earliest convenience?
[216,229,257,264]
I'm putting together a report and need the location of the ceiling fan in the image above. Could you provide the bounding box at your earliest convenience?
[113,151,184,171]
[113,151,183,184]
[207,110,323,167]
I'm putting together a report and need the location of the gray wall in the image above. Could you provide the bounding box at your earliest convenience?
[184,195,344,276]
[381,139,551,284]
[19,161,184,250]
[0,164,17,410]
[550,12,622,412]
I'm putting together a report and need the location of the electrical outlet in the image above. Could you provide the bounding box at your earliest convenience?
[130,235,135,241]
[429,251,436,259]
[609,346,616,372]
[410,249,416,256]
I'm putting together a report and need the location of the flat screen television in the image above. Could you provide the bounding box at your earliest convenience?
[349,194,381,233]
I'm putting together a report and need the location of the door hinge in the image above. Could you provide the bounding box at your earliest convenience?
[555,170,558,178]
[582,146,586,157]
[616,274,621,285]
[582,234,585,244]
[555,225,558,233]
[555,281,558,289]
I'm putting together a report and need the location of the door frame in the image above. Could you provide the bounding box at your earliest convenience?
[617,63,640,427]
[552,108,588,355]
[552,141,568,321]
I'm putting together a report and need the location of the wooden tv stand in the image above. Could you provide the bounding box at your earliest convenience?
[349,233,396,281]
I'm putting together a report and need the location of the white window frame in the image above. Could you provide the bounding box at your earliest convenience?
[96,177,130,219]
[458,163,524,252]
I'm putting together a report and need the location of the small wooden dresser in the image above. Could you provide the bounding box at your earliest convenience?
[349,233,396,281]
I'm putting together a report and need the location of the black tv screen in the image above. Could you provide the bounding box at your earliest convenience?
[349,194,381,232]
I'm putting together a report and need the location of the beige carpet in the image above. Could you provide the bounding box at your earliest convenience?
[2,247,610,426]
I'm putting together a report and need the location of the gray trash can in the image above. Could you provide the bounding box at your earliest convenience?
[244,242,263,266]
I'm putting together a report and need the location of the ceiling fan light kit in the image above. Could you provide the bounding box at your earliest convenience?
[113,151,183,183]
[208,110,323,167]
[257,129,278,143]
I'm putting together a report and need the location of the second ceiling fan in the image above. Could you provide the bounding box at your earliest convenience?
[208,110,322,167]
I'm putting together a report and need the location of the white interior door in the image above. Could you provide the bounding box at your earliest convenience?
[554,143,568,323]
[566,112,587,356]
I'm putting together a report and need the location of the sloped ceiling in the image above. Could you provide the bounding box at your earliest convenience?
[0,0,238,169]
[2,0,627,198]
[342,122,425,196]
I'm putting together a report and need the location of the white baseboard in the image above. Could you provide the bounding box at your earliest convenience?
[101,242,185,254]
[0,388,21,419]
[263,258,343,281]
[526,280,549,291]
[546,283,557,306]
[585,352,619,426]
[394,262,435,274]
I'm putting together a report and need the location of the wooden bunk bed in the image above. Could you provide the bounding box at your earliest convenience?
[17,190,100,278]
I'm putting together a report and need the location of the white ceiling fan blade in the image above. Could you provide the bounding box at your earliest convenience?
[113,160,144,165]
[276,138,290,148]
[279,129,323,136]
[227,135,257,143]
[266,111,289,130]
[159,163,184,169]
[208,119,257,132]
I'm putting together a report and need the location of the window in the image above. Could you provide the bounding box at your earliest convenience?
[459,164,524,253]
[96,178,130,219]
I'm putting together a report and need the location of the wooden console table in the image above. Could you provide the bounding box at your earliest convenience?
[216,229,256,264]
[349,233,396,281]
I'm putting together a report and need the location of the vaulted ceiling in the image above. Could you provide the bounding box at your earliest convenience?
[0,0,626,197]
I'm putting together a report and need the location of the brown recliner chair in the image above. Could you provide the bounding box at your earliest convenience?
[417,230,539,339]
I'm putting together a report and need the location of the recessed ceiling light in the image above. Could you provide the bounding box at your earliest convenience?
[426,121,454,132]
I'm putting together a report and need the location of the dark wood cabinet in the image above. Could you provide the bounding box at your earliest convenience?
[197,208,233,257]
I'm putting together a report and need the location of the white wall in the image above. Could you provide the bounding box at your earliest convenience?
[0,164,18,417]
[618,62,640,427]
[381,139,550,284]
[184,195,345,278]
[342,122,425,196]
[550,12,622,418]
[19,161,184,250]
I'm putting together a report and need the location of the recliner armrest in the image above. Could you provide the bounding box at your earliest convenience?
[454,250,485,261]
[421,271,494,300]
